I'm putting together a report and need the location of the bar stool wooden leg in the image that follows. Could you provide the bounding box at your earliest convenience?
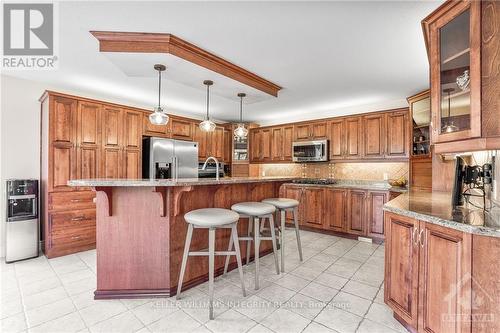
[231,224,246,297]
[176,224,193,299]
[268,215,280,275]
[254,217,260,290]
[208,228,215,320]
[223,228,233,275]
[293,207,303,261]
[280,210,286,272]
[246,218,253,266]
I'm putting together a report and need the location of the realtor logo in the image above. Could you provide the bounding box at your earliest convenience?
[2,2,58,69]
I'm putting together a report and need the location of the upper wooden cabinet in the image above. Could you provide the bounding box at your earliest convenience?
[386,110,409,158]
[143,113,168,138]
[293,121,327,141]
[271,127,283,161]
[282,126,294,160]
[328,119,344,160]
[363,114,385,159]
[422,0,500,153]
[169,117,194,141]
[193,125,226,161]
[76,101,101,181]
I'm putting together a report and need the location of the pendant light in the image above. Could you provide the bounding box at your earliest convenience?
[441,88,458,133]
[234,93,248,138]
[149,64,169,125]
[199,80,216,132]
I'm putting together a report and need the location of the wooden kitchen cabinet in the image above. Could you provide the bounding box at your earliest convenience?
[49,96,78,192]
[293,121,327,141]
[347,190,367,235]
[386,110,409,158]
[169,117,194,141]
[303,187,325,229]
[281,184,388,240]
[282,126,293,160]
[210,126,225,160]
[367,191,387,238]
[384,212,472,332]
[194,125,208,160]
[421,0,500,153]
[384,212,420,328]
[143,113,168,137]
[328,119,345,160]
[363,113,385,159]
[325,188,347,232]
[283,185,304,223]
[101,107,141,179]
[271,127,283,161]
[345,117,363,159]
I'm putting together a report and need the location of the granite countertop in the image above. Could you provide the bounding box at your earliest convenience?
[68,176,298,187]
[384,190,500,237]
[284,180,408,192]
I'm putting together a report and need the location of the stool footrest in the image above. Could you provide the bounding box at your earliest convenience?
[189,251,237,256]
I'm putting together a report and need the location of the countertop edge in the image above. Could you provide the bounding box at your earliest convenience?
[383,205,500,238]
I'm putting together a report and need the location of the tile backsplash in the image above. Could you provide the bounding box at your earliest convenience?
[259,162,409,182]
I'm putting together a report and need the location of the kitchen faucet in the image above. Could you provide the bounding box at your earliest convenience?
[202,156,220,181]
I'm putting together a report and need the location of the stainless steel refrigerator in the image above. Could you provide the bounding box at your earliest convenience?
[142,137,198,179]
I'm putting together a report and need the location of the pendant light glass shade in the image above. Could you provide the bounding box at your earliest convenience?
[234,93,248,138]
[200,80,216,132]
[234,124,248,138]
[149,64,169,125]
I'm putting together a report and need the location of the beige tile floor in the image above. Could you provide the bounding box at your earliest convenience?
[1,229,408,333]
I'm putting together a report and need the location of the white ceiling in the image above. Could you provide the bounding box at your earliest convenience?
[3,1,443,125]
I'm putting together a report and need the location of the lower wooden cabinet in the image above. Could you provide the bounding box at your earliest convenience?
[325,188,347,232]
[281,184,389,240]
[303,187,325,229]
[384,212,472,333]
[347,190,367,235]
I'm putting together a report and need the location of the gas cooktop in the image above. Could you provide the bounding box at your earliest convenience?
[292,179,337,185]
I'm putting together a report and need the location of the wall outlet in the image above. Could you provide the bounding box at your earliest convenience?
[383,172,388,180]
[262,170,266,177]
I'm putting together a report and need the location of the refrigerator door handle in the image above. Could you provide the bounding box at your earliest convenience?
[173,156,179,180]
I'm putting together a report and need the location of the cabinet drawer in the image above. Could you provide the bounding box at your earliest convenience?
[49,191,95,211]
[50,227,96,249]
[49,209,96,231]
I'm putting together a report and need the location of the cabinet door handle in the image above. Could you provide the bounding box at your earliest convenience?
[418,229,425,248]
[71,216,86,221]
[71,199,83,203]
[71,236,82,240]
[413,228,419,246]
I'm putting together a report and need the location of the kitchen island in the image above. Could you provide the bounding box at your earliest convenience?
[68,177,296,299]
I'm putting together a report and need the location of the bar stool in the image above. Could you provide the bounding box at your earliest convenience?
[262,198,303,272]
[176,208,246,320]
[225,202,279,290]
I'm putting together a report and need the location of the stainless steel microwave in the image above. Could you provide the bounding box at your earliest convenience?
[292,140,329,162]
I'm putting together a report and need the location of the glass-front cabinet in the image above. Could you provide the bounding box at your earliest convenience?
[426,0,481,144]
[408,90,431,157]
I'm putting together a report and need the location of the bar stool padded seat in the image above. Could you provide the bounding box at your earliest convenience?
[262,198,299,209]
[231,202,275,216]
[184,208,240,227]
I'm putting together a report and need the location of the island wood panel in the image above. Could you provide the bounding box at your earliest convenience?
[94,187,170,298]
[93,182,284,299]
[384,212,420,328]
